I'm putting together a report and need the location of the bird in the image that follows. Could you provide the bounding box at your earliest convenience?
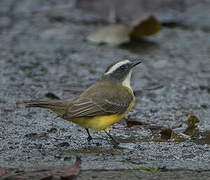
[25,59,141,146]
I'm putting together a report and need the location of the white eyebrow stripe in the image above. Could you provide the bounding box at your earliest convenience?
[105,60,130,75]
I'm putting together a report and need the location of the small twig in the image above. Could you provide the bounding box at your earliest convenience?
[134,85,164,96]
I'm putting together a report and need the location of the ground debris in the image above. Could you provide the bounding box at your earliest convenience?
[183,115,200,136]
[160,115,201,141]
[0,157,81,180]
[87,16,161,45]
[124,116,163,131]
[130,16,161,37]
[24,132,49,140]
[45,92,61,100]
[160,128,179,141]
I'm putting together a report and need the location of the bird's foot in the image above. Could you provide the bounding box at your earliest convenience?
[86,129,93,142]
[87,136,93,142]
[111,139,120,147]
[104,130,120,147]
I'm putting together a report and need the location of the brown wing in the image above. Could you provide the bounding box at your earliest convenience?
[63,80,133,119]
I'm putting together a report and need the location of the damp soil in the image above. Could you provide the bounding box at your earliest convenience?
[0,0,210,179]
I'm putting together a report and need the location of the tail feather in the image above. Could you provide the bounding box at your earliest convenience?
[24,100,69,116]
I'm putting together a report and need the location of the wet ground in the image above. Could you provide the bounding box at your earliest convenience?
[0,0,210,179]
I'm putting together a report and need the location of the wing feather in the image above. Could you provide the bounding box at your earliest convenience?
[63,80,133,120]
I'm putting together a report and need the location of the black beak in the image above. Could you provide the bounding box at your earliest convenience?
[131,60,141,68]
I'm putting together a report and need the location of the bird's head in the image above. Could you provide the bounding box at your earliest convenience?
[102,60,141,87]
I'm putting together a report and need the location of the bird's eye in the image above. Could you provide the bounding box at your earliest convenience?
[120,65,126,70]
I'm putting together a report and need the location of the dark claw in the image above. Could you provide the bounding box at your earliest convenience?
[112,139,120,147]
[105,131,120,146]
[87,135,92,141]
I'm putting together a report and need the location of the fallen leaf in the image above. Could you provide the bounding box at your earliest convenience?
[45,92,61,100]
[186,115,200,127]
[184,115,200,136]
[124,117,162,131]
[130,16,161,37]
[87,15,161,45]
[0,157,81,180]
[125,117,145,128]
[160,127,187,142]
[160,128,174,140]
[87,24,131,45]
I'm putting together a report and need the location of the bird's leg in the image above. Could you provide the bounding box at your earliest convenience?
[86,128,93,141]
[104,128,119,146]
[105,132,119,146]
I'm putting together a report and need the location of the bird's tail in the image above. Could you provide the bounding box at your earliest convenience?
[24,100,69,116]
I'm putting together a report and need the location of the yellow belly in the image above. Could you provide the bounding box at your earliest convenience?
[71,96,134,131]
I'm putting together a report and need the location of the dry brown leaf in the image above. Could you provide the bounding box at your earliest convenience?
[125,117,145,128]
[160,128,174,140]
[87,24,131,45]
[0,157,81,180]
[124,117,163,131]
[160,128,184,142]
[184,114,200,136]
[130,16,161,37]
[87,15,161,45]
[186,114,200,128]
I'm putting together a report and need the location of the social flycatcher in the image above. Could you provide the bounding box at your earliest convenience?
[25,60,141,146]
